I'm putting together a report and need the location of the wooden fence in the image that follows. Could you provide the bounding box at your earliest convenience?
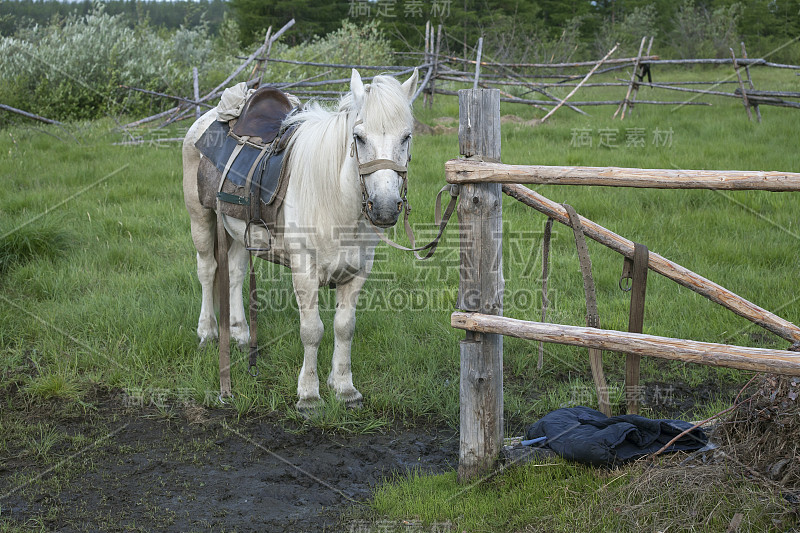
[450,88,800,482]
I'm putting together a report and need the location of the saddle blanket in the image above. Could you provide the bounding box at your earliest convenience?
[194,119,285,206]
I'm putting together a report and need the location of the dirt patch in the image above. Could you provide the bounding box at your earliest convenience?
[0,389,457,532]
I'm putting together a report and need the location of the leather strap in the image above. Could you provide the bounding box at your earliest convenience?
[248,252,259,377]
[538,217,554,370]
[358,158,408,175]
[563,203,611,416]
[244,141,273,222]
[624,242,649,414]
[220,137,249,189]
[216,202,232,399]
[369,183,459,260]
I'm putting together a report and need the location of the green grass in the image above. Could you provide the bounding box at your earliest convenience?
[369,458,791,532]
[1,65,799,531]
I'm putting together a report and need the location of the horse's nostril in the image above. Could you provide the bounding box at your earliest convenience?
[397,201,403,212]
[367,201,373,211]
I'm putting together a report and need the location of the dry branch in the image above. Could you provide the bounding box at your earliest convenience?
[429,90,710,108]
[119,85,214,109]
[255,57,430,71]
[615,36,647,119]
[443,54,659,69]
[0,103,62,125]
[541,43,618,122]
[201,19,295,102]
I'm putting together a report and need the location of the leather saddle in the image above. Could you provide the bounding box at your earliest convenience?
[195,87,299,247]
[231,87,293,144]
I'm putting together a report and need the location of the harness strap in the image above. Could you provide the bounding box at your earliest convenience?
[563,203,611,417]
[538,217,554,370]
[370,183,459,260]
[244,140,274,222]
[358,158,408,175]
[248,252,259,377]
[216,202,232,399]
[219,137,249,190]
[624,242,649,415]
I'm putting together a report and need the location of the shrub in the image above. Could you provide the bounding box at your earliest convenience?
[0,4,242,121]
[593,5,659,58]
[669,0,742,59]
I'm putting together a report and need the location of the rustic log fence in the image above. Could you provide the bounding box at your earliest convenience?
[104,21,800,144]
[449,88,800,481]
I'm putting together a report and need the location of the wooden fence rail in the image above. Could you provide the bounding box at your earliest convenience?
[452,313,800,376]
[446,161,800,191]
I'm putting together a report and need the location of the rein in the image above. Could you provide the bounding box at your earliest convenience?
[350,126,458,260]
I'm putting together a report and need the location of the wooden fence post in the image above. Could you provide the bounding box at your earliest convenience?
[740,42,762,122]
[192,67,200,119]
[731,48,753,121]
[457,89,504,482]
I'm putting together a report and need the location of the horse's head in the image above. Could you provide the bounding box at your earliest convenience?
[349,68,418,228]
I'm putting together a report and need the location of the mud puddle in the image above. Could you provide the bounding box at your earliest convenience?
[0,390,457,532]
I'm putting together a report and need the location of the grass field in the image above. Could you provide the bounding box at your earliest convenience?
[1,65,799,531]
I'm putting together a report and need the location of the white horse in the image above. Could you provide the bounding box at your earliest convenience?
[182,69,418,410]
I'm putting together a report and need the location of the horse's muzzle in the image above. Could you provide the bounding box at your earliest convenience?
[366,194,403,228]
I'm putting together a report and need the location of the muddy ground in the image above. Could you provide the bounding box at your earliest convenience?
[0,388,458,532]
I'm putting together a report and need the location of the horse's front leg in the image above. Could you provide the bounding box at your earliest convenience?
[328,273,368,408]
[292,269,324,411]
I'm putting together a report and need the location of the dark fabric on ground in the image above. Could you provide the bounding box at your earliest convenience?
[526,406,708,466]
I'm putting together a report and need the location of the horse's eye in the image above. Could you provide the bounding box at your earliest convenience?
[354,133,365,145]
[402,134,412,145]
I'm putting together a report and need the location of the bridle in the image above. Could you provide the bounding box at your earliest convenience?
[349,118,411,219]
[348,118,459,261]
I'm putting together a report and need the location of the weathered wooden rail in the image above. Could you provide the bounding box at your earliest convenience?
[452,88,800,482]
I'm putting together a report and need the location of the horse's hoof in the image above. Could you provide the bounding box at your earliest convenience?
[198,335,217,349]
[296,398,323,418]
[337,390,363,410]
[345,397,363,410]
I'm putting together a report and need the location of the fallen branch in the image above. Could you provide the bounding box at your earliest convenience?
[201,18,295,102]
[119,85,214,108]
[541,43,618,122]
[442,54,659,69]
[0,103,62,125]
[244,57,413,71]
[112,137,185,146]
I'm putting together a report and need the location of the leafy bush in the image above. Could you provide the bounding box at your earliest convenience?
[669,0,742,59]
[593,5,659,58]
[262,20,393,83]
[0,10,396,122]
[0,4,242,121]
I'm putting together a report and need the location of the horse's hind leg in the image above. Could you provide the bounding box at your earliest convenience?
[328,274,366,408]
[189,211,219,347]
[183,117,221,347]
[226,234,250,350]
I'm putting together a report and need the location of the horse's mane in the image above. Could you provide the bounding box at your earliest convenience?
[282,75,413,232]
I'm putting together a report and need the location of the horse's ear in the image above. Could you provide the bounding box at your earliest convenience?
[351,69,366,109]
[401,68,419,103]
